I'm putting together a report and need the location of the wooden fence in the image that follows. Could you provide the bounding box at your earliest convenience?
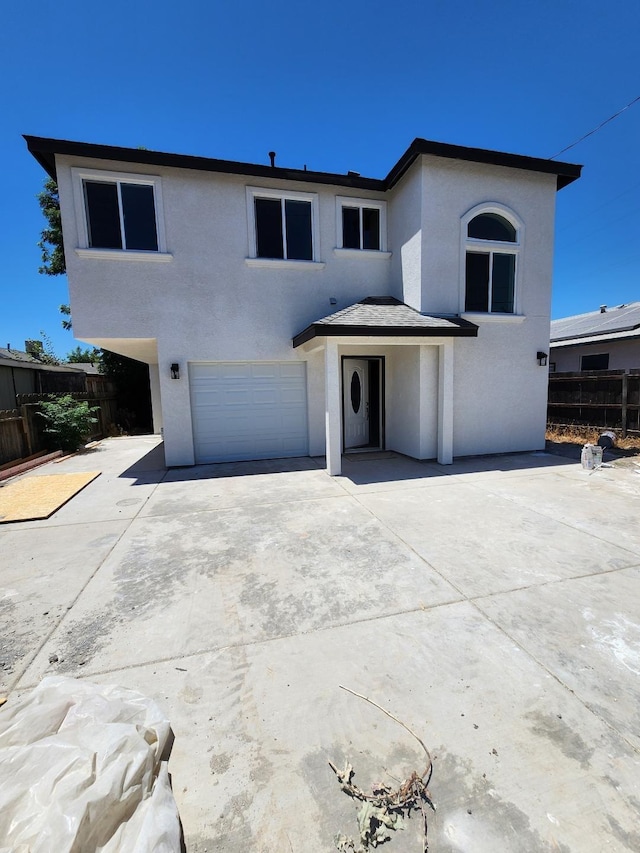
[0,409,28,465]
[0,392,118,467]
[547,370,640,435]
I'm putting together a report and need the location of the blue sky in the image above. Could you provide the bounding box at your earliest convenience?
[2,0,638,359]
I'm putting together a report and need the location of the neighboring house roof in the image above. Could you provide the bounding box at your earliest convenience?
[24,135,581,192]
[550,302,640,348]
[0,348,86,374]
[293,297,479,347]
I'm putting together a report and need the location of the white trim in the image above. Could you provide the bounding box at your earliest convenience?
[75,248,173,262]
[245,258,325,270]
[333,248,391,260]
[459,202,524,315]
[335,196,387,251]
[246,186,321,262]
[461,312,526,324]
[71,167,168,254]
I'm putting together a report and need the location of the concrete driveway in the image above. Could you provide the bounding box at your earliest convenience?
[2,437,640,852]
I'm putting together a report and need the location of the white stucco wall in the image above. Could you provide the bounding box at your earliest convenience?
[388,160,423,309]
[453,317,551,455]
[414,157,557,455]
[551,338,640,372]
[418,157,557,319]
[55,149,563,465]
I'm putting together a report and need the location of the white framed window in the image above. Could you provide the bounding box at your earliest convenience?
[335,197,389,257]
[71,168,170,261]
[461,203,522,315]
[245,187,322,268]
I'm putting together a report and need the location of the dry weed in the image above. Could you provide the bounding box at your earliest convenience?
[546,425,640,451]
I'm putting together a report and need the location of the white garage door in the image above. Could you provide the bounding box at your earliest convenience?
[190,361,309,463]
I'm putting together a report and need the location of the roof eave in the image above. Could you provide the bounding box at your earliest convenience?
[25,134,581,192]
[24,135,385,191]
[293,322,478,348]
[385,138,582,191]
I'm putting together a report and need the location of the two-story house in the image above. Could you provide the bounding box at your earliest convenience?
[25,135,580,473]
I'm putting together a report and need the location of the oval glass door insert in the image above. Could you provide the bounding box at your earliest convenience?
[350,371,361,413]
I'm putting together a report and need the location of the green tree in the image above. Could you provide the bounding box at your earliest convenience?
[38,178,66,276]
[60,303,72,331]
[67,345,102,364]
[37,395,99,452]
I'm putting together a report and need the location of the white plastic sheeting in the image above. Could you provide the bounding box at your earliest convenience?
[0,676,182,852]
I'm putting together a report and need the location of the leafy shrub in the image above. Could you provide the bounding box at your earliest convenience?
[37,395,99,452]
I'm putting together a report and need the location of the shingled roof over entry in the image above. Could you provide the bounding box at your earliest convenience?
[293,297,479,347]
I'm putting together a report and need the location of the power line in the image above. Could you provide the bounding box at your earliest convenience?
[549,94,640,160]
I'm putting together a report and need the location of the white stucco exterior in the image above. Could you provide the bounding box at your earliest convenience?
[45,139,578,470]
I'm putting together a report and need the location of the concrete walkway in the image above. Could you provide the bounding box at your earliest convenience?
[1,437,640,852]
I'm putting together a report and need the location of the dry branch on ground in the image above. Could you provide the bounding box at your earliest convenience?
[330,686,435,852]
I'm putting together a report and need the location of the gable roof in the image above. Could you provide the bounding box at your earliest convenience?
[24,135,581,192]
[0,347,87,373]
[293,297,478,347]
[550,302,640,347]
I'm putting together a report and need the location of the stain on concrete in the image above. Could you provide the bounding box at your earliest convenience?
[49,498,438,674]
[0,596,24,686]
[184,834,219,853]
[179,683,203,705]
[430,749,571,852]
[607,815,640,851]
[209,751,231,775]
[56,609,124,672]
[525,711,594,770]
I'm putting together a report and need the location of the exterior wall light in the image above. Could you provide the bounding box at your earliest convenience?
[170,363,180,379]
[537,351,548,367]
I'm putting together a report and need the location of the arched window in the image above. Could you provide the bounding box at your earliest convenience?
[464,208,520,314]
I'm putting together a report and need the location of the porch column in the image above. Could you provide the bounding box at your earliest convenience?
[325,340,342,475]
[437,340,454,464]
[148,363,163,435]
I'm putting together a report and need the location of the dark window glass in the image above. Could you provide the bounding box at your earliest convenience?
[581,353,609,371]
[285,199,312,260]
[350,371,361,413]
[362,208,380,250]
[255,198,284,258]
[342,207,360,249]
[468,213,516,242]
[121,184,158,250]
[491,254,515,313]
[84,181,122,249]
[465,252,489,311]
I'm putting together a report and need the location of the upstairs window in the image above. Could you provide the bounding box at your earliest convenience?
[343,206,379,250]
[336,197,387,253]
[255,197,312,260]
[247,187,320,264]
[464,209,520,314]
[72,168,168,258]
[83,180,158,251]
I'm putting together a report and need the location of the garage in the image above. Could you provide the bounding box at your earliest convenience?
[189,361,309,463]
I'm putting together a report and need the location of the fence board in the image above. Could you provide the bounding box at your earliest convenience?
[0,409,27,465]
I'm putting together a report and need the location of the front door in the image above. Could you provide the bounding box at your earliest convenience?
[343,359,369,449]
